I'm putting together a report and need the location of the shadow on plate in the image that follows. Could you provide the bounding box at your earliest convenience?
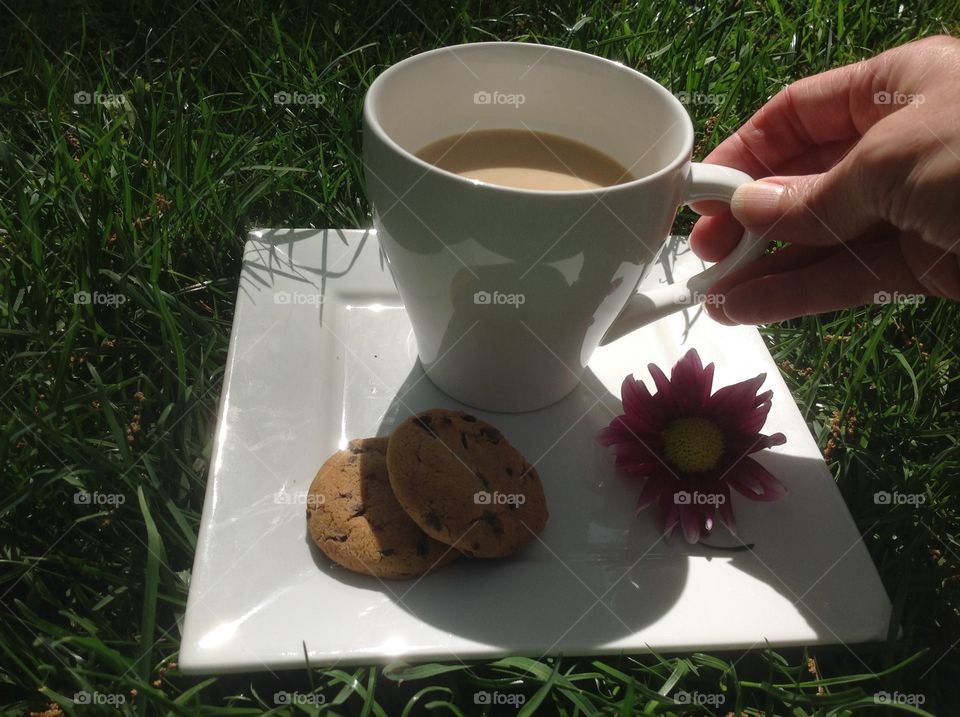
[305,361,876,650]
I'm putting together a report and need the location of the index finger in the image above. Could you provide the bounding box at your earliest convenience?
[705,61,881,177]
[689,55,885,216]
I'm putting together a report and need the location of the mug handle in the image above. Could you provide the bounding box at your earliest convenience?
[598,163,769,346]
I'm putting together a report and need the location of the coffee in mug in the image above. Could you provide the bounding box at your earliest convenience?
[415,129,636,191]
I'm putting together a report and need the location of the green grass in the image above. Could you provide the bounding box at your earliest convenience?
[1,0,958,714]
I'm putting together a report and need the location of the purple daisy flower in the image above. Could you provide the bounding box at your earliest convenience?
[598,348,787,543]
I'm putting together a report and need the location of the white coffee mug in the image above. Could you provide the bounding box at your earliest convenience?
[363,42,766,412]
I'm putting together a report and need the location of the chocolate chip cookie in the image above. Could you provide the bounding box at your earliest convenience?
[306,437,458,579]
[386,410,549,558]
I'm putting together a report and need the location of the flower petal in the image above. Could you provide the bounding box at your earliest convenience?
[597,416,661,447]
[620,375,667,431]
[662,520,679,541]
[720,433,787,464]
[705,374,767,424]
[614,445,661,466]
[616,460,662,476]
[647,361,678,415]
[679,503,703,543]
[659,497,680,539]
[717,483,737,534]
[596,417,630,446]
[753,389,774,407]
[604,426,657,454]
[725,400,773,435]
[754,431,787,450]
[726,457,787,501]
[670,349,714,413]
[635,473,674,511]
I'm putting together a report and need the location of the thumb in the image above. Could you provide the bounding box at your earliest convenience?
[729,163,876,246]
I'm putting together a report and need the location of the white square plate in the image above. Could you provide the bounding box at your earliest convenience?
[179,228,891,674]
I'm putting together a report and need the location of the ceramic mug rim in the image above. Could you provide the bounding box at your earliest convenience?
[363,41,696,197]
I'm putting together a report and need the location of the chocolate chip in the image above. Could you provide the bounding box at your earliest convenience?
[380,548,396,557]
[424,510,443,531]
[441,415,453,425]
[505,467,514,477]
[462,414,477,422]
[414,415,433,430]
[475,511,504,536]
[474,470,490,489]
[349,503,366,518]
[338,490,353,499]
[327,534,348,542]
[480,426,502,444]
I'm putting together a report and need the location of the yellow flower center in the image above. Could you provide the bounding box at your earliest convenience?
[662,416,724,473]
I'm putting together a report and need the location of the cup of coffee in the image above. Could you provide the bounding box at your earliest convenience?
[363,42,766,412]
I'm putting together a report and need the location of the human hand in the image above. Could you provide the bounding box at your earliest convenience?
[689,35,960,325]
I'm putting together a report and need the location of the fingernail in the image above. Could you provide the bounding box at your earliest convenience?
[731,181,785,226]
